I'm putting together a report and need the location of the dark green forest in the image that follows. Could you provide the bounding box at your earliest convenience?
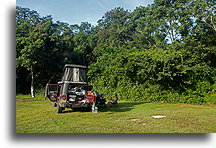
[16,0,216,104]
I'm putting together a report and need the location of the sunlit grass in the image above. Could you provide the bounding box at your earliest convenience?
[16,94,44,101]
[16,96,216,133]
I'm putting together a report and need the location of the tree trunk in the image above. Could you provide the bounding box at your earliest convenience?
[30,66,35,98]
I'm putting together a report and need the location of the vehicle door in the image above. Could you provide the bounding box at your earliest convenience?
[45,84,59,102]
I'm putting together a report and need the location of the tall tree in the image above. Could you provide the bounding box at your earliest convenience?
[188,0,216,46]
[73,22,96,65]
[96,7,131,46]
[16,6,80,96]
[16,12,55,97]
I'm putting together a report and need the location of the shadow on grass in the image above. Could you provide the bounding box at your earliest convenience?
[62,102,145,113]
[100,102,145,112]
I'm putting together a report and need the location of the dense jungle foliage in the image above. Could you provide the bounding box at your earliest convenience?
[16,0,216,104]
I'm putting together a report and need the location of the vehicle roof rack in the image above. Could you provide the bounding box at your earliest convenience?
[58,81,87,84]
[64,64,87,69]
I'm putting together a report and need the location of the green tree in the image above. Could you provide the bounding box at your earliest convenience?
[16,13,55,97]
[188,0,216,46]
[73,22,96,65]
[16,6,81,96]
[96,7,131,46]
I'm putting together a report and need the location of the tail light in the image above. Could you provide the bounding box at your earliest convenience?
[62,95,67,100]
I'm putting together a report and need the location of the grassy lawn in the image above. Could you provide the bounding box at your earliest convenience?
[16,96,216,133]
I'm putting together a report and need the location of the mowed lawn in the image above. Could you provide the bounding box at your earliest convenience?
[16,96,216,133]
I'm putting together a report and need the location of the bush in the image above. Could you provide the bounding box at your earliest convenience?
[88,46,215,105]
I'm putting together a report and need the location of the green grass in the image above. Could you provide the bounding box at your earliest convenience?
[16,96,216,133]
[16,94,44,100]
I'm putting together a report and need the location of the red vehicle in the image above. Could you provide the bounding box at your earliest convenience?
[45,64,106,113]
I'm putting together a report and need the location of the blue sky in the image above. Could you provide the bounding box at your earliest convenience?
[16,0,153,25]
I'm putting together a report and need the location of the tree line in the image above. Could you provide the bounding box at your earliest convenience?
[16,0,216,104]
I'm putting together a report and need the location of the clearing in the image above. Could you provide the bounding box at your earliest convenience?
[16,96,216,133]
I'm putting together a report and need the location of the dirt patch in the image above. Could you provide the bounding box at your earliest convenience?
[172,109,183,111]
[16,100,44,102]
[16,100,28,102]
[141,122,147,126]
[154,108,162,110]
[177,103,215,108]
[129,118,140,121]
[107,112,114,115]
